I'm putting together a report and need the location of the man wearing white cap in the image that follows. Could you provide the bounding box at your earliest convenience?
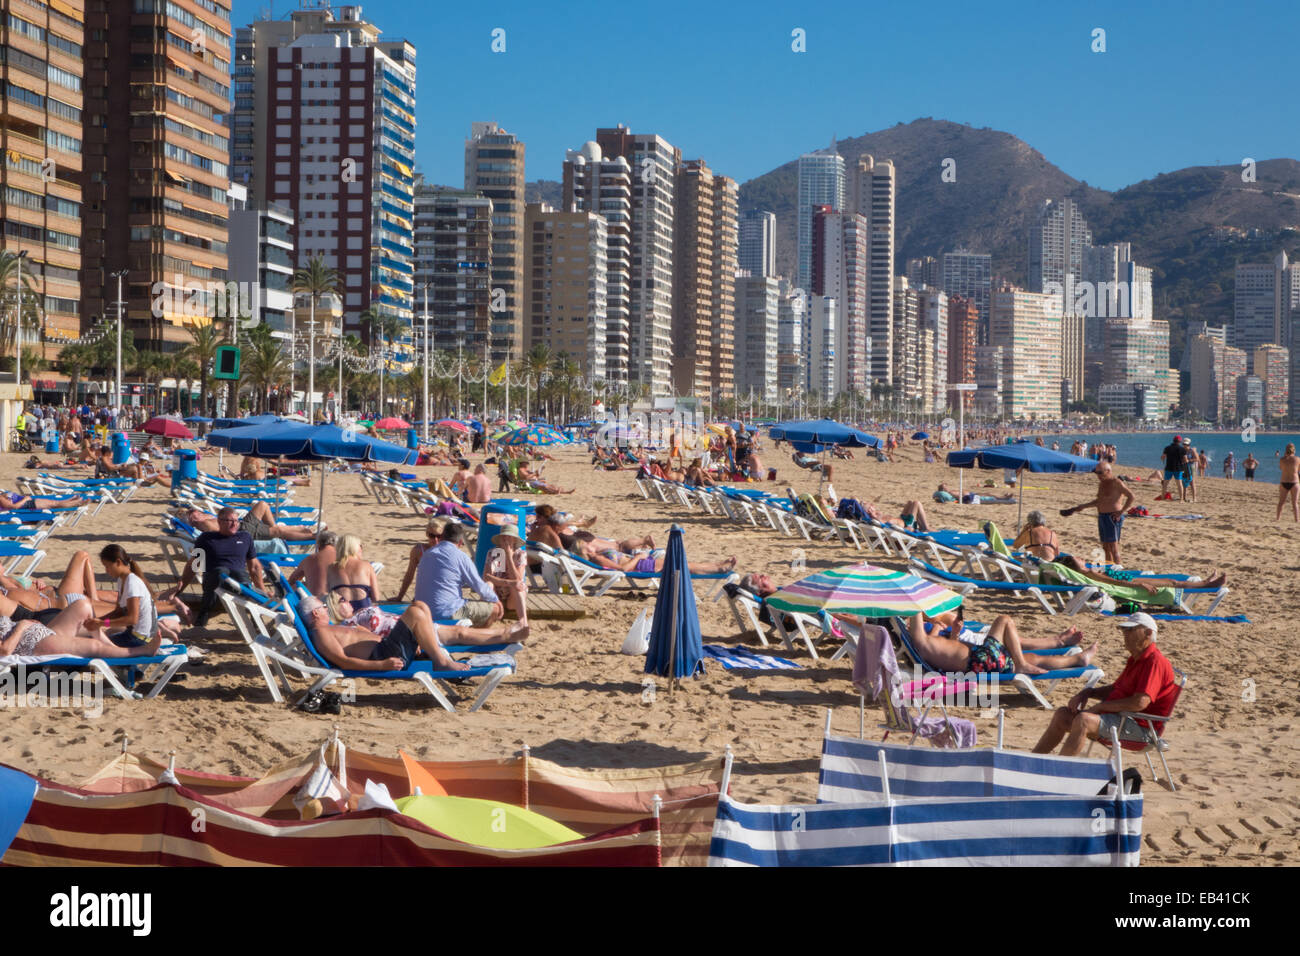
[1032,612,1179,756]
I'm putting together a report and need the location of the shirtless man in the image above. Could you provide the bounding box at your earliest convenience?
[449,459,473,497]
[288,530,338,597]
[1060,462,1135,565]
[1243,453,1259,482]
[1278,444,1300,522]
[300,595,481,672]
[907,610,1097,678]
[465,464,492,504]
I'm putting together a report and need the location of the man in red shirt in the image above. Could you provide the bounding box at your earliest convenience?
[1031,612,1178,756]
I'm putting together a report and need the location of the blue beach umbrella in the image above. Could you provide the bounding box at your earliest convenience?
[644,524,704,687]
[946,442,1099,527]
[912,431,930,440]
[184,415,213,424]
[500,424,567,447]
[769,419,879,454]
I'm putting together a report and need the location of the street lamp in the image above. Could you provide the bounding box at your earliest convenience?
[421,282,431,442]
[950,382,978,501]
[110,268,128,413]
[13,251,28,394]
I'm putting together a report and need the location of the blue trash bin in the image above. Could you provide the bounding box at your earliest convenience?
[111,432,130,465]
[406,428,419,450]
[171,448,198,491]
[474,501,532,575]
[44,433,60,454]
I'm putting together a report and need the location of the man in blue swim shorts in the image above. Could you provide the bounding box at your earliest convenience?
[1059,462,1135,566]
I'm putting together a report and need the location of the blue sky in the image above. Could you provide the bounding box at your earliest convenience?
[233,0,1299,192]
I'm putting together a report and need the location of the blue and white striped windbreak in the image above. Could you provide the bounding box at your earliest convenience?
[817,735,1117,803]
[707,792,1143,867]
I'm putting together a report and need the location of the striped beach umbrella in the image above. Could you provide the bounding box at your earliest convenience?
[766,562,962,620]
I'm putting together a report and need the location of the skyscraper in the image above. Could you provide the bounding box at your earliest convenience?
[2,0,84,357]
[672,158,737,398]
[1253,343,1289,421]
[847,155,895,385]
[990,288,1062,419]
[947,294,978,398]
[412,178,492,354]
[810,206,867,394]
[941,249,992,345]
[562,141,631,387]
[891,276,920,404]
[1083,242,1153,359]
[465,122,525,363]
[233,7,416,348]
[734,275,780,402]
[595,126,679,396]
[777,284,804,398]
[918,287,949,413]
[82,0,232,352]
[905,256,940,290]
[738,209,776,278]
[1188,334,1247,423]
[523,202,607,382]
[1028,198,1092,295]
[795,146,845,293]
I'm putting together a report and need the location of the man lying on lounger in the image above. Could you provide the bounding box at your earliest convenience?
[0,490,87,510]
[1032,613,1177,756]
[299,594,489,672]
[905,610,1097,677]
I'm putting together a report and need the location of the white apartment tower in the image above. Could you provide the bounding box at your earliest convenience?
[848,155,896,385]
[563,141,632,387]
[594,127,680,396]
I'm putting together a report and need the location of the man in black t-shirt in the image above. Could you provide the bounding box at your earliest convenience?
[161,506,267,626]
[1159,436,1186,500]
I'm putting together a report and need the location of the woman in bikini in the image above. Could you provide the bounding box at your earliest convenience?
[576,539,736,576]
[1014,511,1227,592]
[0,597,162,659]
[326,533,381,611]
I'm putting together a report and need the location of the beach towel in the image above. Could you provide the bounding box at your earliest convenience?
[836,498,873,524]
[1132,513,1206,520]
[1040,562,1180,608]
[701,645,802,671]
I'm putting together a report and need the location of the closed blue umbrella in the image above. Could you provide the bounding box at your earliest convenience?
[644,524,704,687]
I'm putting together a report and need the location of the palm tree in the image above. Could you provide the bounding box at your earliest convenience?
[525,343,552,419]
[182,321,221,417]
[243,324,290,414]
[131,351,166,413]
[59,343,92,406]
[291,256,340,418]
[0,252,42,367]
[170,356,200,416]
[361,308,406,418]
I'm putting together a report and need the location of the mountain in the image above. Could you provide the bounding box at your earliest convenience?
[525,180,562,207]
[736,119,1300,348]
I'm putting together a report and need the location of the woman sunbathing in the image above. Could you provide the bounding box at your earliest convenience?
[0,597,162,659]
[0,550,190,623]
[327,534,381,611]
[575,539,736,575]
[326,594,528,646]
[517,462,574,494]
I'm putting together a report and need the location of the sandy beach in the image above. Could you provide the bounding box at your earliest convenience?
[1,442,1297,866]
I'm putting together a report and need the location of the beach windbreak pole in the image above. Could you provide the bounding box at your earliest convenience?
[644,524,703,690]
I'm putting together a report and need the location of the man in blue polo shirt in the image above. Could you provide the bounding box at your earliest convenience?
[161,506,267,626]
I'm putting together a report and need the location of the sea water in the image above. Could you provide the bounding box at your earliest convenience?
[1039,431,1300,485]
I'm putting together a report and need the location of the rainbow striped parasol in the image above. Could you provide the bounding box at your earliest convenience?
[765,563,962,619]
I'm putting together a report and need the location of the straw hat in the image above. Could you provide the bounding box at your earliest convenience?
[492,527,524,548]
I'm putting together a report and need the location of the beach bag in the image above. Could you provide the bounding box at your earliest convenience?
[1127,505,1149,517]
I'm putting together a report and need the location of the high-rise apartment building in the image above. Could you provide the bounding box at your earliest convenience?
[973,345,1004,417]
[734,275,779,402]
[227,183,294,335]
[941,249,992,345]
[947,294,978,398]
[562,141,631,387]
[523,202,607,382]
[1060,312,1085,407]
[81,0,232,352]
[671,159,736,398]
[891,276,920,405]
[795,146,844,292]
[776,284,804,397]
[233,7,416,348]
[847,155,895,385]
[990,288,1062,419]
[2,0,84,358]
[905,256,939,291]
[595,126,678,395]
[918,287,948,414]
[465,122,524,363]
[738,209,775,278]
[1082,242,1153,362]
[810,205,867,393]
[1252,343,1289,420]
[412,177,491,354]
[1188,334,1247,422]
[1028,197,1092,296]
[806,294,837,398]
[1232,251,1300,418]
[1099,317,1171,420]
